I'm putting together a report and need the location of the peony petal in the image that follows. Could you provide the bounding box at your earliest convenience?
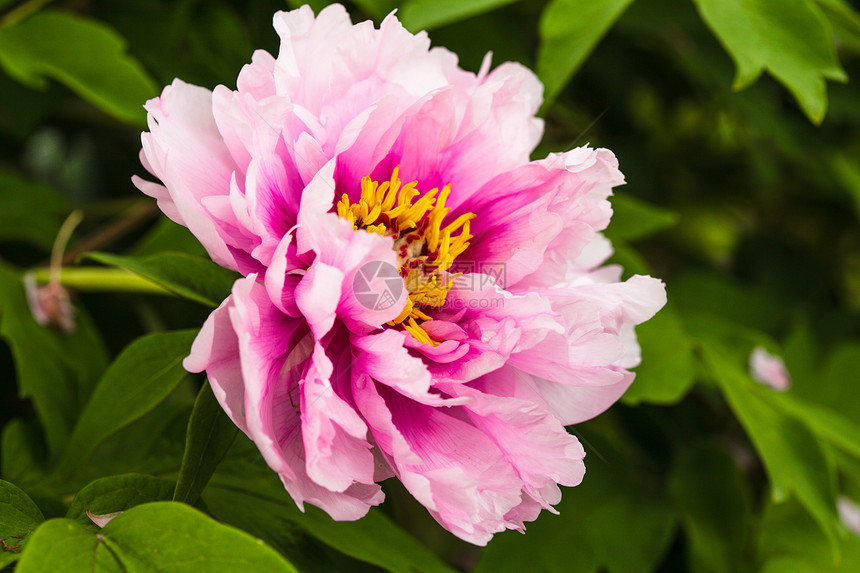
[459,146,621,289]
[137,80,242,270]
[445,367,586,501]
[352,330,469,405]
[227,274,381,518]
[355,380,523,545]
[184,293,248,435]
[300,339,377,492]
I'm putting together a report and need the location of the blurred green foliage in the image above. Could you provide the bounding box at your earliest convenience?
[1,0,859,571]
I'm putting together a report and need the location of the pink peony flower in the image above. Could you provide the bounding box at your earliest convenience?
[135,4,666,544]
[749,346,791,391]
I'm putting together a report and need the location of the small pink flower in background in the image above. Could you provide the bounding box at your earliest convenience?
[749,346,791,391]
[24,210,83,335]
[838,496,860,537]
[135,4,666,544]
[24,273,75,334]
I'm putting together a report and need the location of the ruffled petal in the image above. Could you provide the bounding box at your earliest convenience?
[296,209,408,334]
[445,367,586,503]
[137,80,242,270]
[184,294,248,434]
[225,275,381,519]
[458,146,621,289]
[509,273,666,424]
[354,380,523,545]
[416,273,562,383]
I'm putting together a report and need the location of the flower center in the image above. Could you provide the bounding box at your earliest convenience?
[337,166,475,345]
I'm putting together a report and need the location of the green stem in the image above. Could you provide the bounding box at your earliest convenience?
[30,267,172,295]
[0,0,54,29]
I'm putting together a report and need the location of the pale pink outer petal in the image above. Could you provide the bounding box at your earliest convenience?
[456,146,619,289]
[300,340,377,492]
[237,49,278,100]
[190,275,381,520]
[749,346,792,391]
[444,368,586,506]
[353,379,523,545]
[508,274,667,424]
[522,149,623,288]
[135,80,242,270]
[271,5,472,152]
[184,294,248,434]
[441,61,544,203]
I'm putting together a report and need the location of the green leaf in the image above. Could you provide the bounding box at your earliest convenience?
[60,404,192,499]
[1,419,47,493]
[758,498,860,571]
[771,393,860,461]
[691,0,847,123]
[0,480,44,569]
[128,218,208,259]
[622,302,696,405]
[761,558,835,573]
[87,251,238,308]
[0,168,67,250]
[0,262,108,460]
[606,242,652,278]
[474,444,674,573]
[821,342,860,420]
[203,484,393,573]
[817,0,860,54]
[348,0,399,20]
[206,447,457,573]
[668,445,751,573]
[17,502,298,572]
[701,341,841,553]
[832,154,860,220]
[285,0,332,13]
[274,506,455,573]
[173,382,239,505]
[17,519,103,571]
[65,474,175,526]
[56,330,197,477]
[782,315,819,394]
[0,10,158,125]
[672,272,789,334]
[779,335,860,459]
[399,0,520,31]
[605,194,679,242]
[538,0,637,106]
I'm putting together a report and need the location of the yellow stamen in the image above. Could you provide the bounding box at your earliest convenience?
[337,167,475,347]
[403,316,439,347]
[388,298,414,325]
